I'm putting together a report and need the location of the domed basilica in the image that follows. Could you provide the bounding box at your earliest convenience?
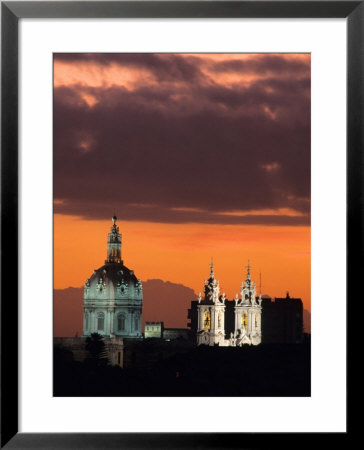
[83,216,143,338]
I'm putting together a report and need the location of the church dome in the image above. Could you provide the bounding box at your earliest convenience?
[83,217,142,301]
[91,263,138,285]
[83,216,143,339]
[84,262,143,301]
[87,263,140,288]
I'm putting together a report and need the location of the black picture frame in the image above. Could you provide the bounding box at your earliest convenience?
[1,1,358,448]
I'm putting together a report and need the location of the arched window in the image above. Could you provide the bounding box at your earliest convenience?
[204,311,211,330]
[117,313,125,331]
[97,312,105,331]
[134,317,139,330]
[85,312,89,331]
[255,314,258,329]
[241,313,248,328]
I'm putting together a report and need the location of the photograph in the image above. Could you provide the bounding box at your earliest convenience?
[2,0,358,445]
[53,52,311,397]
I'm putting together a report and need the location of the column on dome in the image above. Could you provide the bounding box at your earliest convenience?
[104,311,108,335]
[129,309,134,334]
[83,309,87,334]
[106,310,111,335]
[134,312,138,334]
[90,310,94,332]
[138,311,141,334]
[110,309,114,334]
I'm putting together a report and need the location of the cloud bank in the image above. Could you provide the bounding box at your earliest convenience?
[54,53,310,225]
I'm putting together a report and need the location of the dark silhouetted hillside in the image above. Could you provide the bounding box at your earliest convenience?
[141,279,196,328]
[54,287,83,337]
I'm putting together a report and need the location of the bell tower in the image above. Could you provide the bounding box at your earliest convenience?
[197,261,227,346]
[233,262,262,346]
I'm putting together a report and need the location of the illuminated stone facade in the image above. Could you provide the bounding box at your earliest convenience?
[83,216,143,338]
[231,264,262,346]
[197,262,229,346]
[197,262,262,346]
[144,322,163,339]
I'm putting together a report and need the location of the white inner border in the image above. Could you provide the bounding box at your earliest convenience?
[19,18,346,433]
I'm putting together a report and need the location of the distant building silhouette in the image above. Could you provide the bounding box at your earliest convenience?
[261,293,303,343]
[163,328,189,340]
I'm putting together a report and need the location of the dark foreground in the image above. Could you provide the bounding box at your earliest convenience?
[54,343,310,397]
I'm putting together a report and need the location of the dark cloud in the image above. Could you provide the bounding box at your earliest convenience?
[210,54,310,77]
[54,201,309,225]
[54,54,310,225]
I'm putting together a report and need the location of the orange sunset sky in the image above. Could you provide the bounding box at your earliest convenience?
[54,53,311,328]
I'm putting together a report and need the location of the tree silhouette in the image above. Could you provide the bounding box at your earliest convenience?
[85,333,109,367]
